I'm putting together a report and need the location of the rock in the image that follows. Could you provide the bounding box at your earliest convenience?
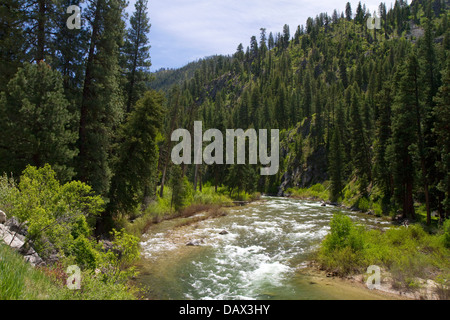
[5,217,28,236]
[219,230,229,235]
[186,239,203,246]
[101,240,114,252]
[367,210,374,215]
[0,210,6,224]
[0,224,25,250]
[23,248,44,266]
[321,203,326,207]
[0,223,44,267]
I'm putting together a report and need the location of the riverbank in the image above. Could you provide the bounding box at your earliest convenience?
[311,212,450,300]
[296,264,410,300]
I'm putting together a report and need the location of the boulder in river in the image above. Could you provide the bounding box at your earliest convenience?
[219,230,229,235]
[186,239,203,246]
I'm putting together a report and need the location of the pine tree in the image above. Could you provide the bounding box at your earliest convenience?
[348,86,371,195]
[170,165,193,211]
[345,2,352,21]
[122,0,152,113]
[433,58,450,218]
[355,1,365,25]
[0,0,27,93]
[373,83,393,203]
[109,90,164,215]
[0,62,77,181]
[389,54,419,219]
[77,0,126,196]
[329,123,344,202]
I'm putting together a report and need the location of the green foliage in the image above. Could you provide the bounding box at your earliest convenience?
[0,242,137,300]
[6,165,103,259]
[321,213,365,254]
[0,62,77,181]
[109,90,165,215]
[287,183,330,201]
[76,0,127,196]
[443,219,450,248]
[70,235,101,270]
[0,174,19,214]
[0,242,67,300]
[318,214,450,288]
[122,0,152,112]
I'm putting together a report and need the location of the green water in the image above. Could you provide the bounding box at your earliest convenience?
[136,197,394,300]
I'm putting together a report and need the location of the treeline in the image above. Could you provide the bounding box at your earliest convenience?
[0,0,164,233]
[1,0,449,235]
[154,0,449,224]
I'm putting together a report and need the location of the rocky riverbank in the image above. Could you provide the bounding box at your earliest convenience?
[0,211,44,266]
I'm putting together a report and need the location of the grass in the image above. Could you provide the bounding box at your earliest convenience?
[316,213,450,298]
[0,242,64,300]
[0,242,137,300]
[120,184,241,237]
[286,182,330,201]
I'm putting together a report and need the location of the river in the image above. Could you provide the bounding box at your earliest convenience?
[135,196,395,300]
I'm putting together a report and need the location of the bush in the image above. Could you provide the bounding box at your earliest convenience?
[8,165,104,258]
[321,213,365,253]
[443,219,450,248]
[70,235,101,270]
[318,213,367,275]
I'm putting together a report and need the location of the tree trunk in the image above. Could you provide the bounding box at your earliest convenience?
[36,0,46,61]
[160,99,179,198]
[193,164,198,191]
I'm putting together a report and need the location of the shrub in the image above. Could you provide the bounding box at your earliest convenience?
[443,219,450,249]
[70,235,101,270]
[9,165,104,258]
[322,213,365,253]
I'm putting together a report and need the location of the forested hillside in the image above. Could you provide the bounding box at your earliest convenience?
[154,0,450,224]
[0,0,449,233]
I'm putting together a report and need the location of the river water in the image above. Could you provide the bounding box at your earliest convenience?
[136,197,394,300]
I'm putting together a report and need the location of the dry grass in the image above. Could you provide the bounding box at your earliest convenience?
[174,205,228,229]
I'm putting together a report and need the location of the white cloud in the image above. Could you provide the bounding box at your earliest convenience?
[125,0,394,70]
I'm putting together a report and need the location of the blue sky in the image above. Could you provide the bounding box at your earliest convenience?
[126,0,395,71]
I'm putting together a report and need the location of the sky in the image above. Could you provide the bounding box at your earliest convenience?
[126,0,395,71]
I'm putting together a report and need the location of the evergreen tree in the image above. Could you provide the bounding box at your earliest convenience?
[329,123,344,202]
[433,58,450,218]
[389,54,419,219]
[170,165,193,211]
[109,90,164,215]
[77,0,126,196]
[345,2,352,21]
[0,0,27,93]
[373,83,393,203]
[0,62,77,181]
[122,0,152,113]
[355,1,365,24]
[349,86,371,195]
